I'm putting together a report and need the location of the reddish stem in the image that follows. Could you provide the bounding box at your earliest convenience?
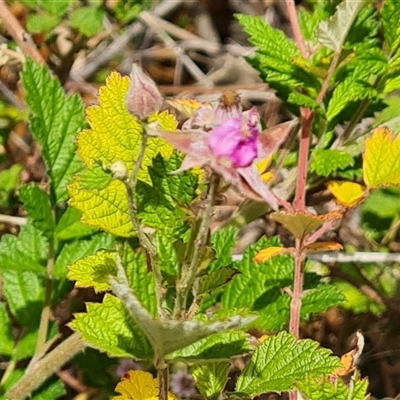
[289,239,305,337]
[294,108,315,212]
[285,0,307,58]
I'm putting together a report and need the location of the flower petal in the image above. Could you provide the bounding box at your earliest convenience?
[257,120,297,159]
[238,165,279,209]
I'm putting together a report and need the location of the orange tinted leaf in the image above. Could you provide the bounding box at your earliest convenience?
[112,370,177,400]
[258,334,271,343]
[334,332,364,377]
[254,246,294,262]
[363,126,400,188]
[327,181,366,207]
[271,211,331,239]
[304,241,343,254]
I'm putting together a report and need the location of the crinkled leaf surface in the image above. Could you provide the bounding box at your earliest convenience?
[222,237,293,331]
[19,183,54,239]
[363,127,400,188]
[22,59,85,203]
[112,370,176,400]
[71,294,153,359]
[191,362,229,400]
[70,6,105,37]
[167,331,252,361]
[69,71,177,236]
[327,181,366,207]
[55,207,98,240]
[311,149,354,177]
[301,285,345,318]
[0,224,48,274]
[0,302,14,356]
[297,372,369,400]
[316,0,366,51]
[209,227,238,271]
[236,331,342,396]
[2,270,44,328]
[381,0,400,54]
[54,232,115,278]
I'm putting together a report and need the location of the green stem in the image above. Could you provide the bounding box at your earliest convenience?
[34,239,55,356]
[173,173,220,318]
[124,127,164,315]
[5,333,86,400]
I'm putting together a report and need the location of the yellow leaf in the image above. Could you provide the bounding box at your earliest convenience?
[256,155,273,174]
[253,246,294,263]
[112,370,177,400]
[327,181,366,207]
[77,71,176,185]
[304,241,343,254]
[363,126,400,188]
[334,332,364,377]
[69,177,133,237]
[69,71,178,236]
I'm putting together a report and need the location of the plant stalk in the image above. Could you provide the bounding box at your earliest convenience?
[5,333,86,400]
[289,239,305,338]
[294,108,315,211]
[34,239,55,357]
[125,126,164,315]
[173,173,219,318]
[285,0,307,58]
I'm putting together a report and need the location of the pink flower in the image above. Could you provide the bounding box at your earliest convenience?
[159,93,294,210]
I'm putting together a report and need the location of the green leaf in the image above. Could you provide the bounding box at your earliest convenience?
[236,332,342,396]
[301,284,345,318]
[0,302,14,356]
[191,362,229,400]
[22,58,85,204]
[237,14,320,110]
[2,270,44,327]
[27,13,59,33]
[168,331,252,361]
[71,293,153,359]
[13,329,39,360]
[383,72,400,93]
[327,67,376,121]
[41,0,73,17]
[298,372,369,400]
[351,46,388,75]
[157,233,180,279]
[31,377,66,400]
[287,92,321,111]
[209,227,237,271]
[316,0,367,51]
[19,183,54,239]
[70,6,104,36]
[381,0,400,54]
[311,149,354,177]
[0,224,48,274]
[222,237,293,331]
[299,3,331,42]
[79,162,113,190]
[55,207,98,240]
[0,164,23,192]
[54,232,115,278]
[199,267,235,295]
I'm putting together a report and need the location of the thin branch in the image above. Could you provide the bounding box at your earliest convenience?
[70,0,185,80]
[294,108,315,211]
[285,0,307,58]
[174,173,220,318]
[5,333,86,400]
[316,50,341,104]
[0,214,27,225]
[0,0,46,65]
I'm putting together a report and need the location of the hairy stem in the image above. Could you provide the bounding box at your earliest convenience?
[5,333,86,400]
[157,358,169,400]
[125,127,164,315]
[316,50,341,104]
[289,240,305,337]
[173,173,219,318]
[294,109,315,211]
[285,0,307,58]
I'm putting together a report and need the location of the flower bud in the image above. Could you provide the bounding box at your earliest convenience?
[126,62,163,119]
[110,160,128,180]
